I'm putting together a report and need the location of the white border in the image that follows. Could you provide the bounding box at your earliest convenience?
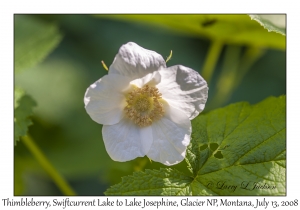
[1,1,298,209]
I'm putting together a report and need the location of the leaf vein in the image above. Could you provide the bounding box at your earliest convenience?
[200,159,285,176]
[232,127,285,165]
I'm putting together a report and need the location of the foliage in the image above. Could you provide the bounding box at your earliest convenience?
[249,15,286,36]
[14,15,62,73]
[14,88,36,145]
[97,14,285,49]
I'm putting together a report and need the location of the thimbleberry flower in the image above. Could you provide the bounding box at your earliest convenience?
[84,42,208,165]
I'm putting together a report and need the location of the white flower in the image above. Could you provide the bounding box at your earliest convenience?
[84,42,208,166]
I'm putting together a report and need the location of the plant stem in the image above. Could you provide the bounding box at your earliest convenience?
[235,47,265,87]
[201,39,223,83]
[22,135,77,196]
[209,45,264,109]
[209,45,241,109]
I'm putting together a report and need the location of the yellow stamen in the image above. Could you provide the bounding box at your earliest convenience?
[101,60,108,71]
[124,85,164,127]
[166,50,172,63]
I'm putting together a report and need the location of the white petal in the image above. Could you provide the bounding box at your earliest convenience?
[84,74,131,125]
[109,42,166,81]
[102,118,153,162]
[130,71,161,88]
[157,65,208,120]
[146,104,191,166]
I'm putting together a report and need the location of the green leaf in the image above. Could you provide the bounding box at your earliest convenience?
[14,88,36,145]
[14,15,63,73]
[249,15,286,36]
[105,96,286,195]
[186,95,286,195]
[95,15,285,50]
[105,168,194,195]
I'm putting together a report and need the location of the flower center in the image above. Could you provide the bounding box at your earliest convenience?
[134,95,151,112]
[124,85,164,127]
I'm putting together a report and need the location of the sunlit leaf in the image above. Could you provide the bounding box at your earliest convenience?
[105,168,194,195]
[249,15,286,36]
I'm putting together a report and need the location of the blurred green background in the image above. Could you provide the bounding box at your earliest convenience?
[14,14,286,195]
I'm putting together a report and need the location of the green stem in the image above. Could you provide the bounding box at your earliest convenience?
[234,47,265,87]
[201,39,223,83]
[22,135,76,196]
[209,46,264,109]
[209,45,241,109]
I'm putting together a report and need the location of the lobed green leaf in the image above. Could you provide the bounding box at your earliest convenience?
[105,168,193,196]
[14,88,36,145]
